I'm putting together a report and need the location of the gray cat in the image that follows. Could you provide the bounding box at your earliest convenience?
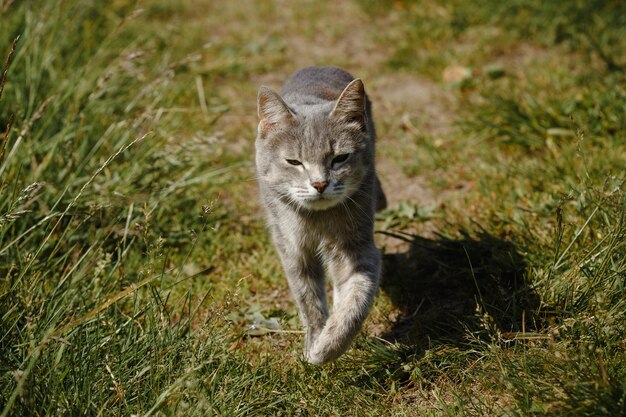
[255,66,386,364]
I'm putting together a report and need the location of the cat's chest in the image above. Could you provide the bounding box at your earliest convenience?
[295,212,351,249]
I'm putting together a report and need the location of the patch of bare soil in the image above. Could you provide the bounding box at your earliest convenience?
[369,74,460,255]
[249,1,389,85]
[371,73,457,207]
[372,73,457,137]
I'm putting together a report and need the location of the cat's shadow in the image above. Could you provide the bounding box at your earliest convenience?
[377,229,540,347]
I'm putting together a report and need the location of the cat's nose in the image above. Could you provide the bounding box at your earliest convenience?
[311,181,329,194]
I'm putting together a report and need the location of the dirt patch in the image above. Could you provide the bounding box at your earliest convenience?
[369,74,461,254]
[371,73,457,137]
[370,73,457,208]
[486,42,554,69]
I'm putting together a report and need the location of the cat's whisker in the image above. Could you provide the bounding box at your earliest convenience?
[340,200,357,231]
[347,198,374,222]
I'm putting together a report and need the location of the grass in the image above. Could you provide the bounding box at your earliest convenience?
[1,0,625,415]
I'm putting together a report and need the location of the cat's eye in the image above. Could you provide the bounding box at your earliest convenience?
[332,154,350,165]
[286,159,302,166]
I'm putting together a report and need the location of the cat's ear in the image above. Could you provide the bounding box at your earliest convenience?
[257,86,294,135]
[330,79,366,128]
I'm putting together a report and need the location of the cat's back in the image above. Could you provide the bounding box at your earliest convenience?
[281,66,355,106]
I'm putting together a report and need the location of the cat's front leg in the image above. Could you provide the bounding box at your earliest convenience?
[308,244,380,364]
[277,247,329,360]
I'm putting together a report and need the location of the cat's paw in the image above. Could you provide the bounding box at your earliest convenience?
[304,340,328,365]
[307,338,343,365]
[306,348,329,365]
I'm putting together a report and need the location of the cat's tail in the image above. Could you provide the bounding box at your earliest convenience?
[307,253,380,364]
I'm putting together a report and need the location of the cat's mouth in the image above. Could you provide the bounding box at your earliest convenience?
[299,194,343,211]
[287,184,348,211]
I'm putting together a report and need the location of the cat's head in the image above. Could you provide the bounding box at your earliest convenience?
[255,79,373,211]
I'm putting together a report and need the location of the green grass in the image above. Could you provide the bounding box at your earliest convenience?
[1,0,625,415]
